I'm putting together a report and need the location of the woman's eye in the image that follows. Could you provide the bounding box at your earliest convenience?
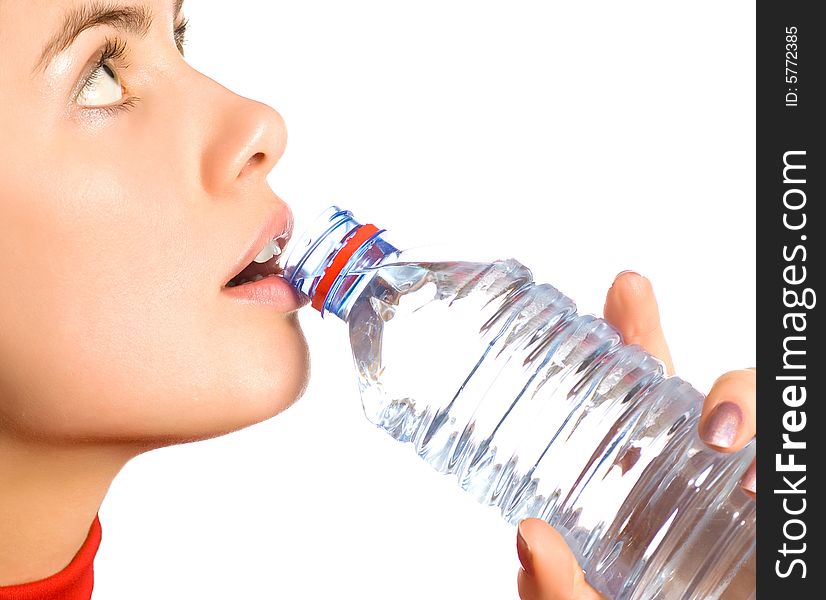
[77,62,124,107]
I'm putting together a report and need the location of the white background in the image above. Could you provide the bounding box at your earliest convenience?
[96,1,755,598]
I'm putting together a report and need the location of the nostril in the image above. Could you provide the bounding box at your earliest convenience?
[243,152,266,174]
[238,152,267,177]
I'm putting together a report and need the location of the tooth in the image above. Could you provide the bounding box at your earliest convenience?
[251,274,265,282]
[253,246,274,264]
[253,239,282,263]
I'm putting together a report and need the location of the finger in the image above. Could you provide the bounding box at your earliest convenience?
[603,271,675,376]
[516,519,606,600]
[698,368,756,453]
[517,567,545,600]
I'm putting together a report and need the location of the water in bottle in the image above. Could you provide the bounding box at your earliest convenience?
[281,206,755,600]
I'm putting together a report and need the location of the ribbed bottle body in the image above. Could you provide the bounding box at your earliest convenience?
[280,207,755,599]
[345,258,754,600]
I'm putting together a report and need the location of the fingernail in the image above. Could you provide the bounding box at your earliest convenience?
[516,522,533,575]
[613,270,641,284]
[741,461,756,496]
[700,401,743,449]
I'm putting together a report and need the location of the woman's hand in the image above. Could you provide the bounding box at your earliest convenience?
[515,271,756,600]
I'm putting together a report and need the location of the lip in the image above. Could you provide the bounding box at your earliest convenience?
[221,205,294,290]
[222,274,310,312]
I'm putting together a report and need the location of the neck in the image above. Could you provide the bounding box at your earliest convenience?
[0,435,141,586]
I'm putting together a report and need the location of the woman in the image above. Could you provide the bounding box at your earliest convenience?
[0,1,755,598]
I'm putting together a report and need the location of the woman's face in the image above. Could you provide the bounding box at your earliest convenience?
[0,0,310,443]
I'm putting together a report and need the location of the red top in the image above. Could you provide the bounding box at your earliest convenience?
[0,515,101,600]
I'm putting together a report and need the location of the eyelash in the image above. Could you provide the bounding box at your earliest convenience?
[78,36,134,115]
[175,18,189,54]
[77,19,189,116]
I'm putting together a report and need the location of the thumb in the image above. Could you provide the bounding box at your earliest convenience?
[516,519,606,600]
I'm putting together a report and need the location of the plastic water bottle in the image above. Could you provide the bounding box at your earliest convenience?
[282,206,755,600]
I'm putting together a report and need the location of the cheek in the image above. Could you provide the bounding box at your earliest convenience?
[2,289,311,441]
[0,149,173,434]
[0,149,311,441]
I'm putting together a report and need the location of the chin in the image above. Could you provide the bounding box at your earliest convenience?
[164,373,310,445]
[216,322,311,436]
[113,316,312,446]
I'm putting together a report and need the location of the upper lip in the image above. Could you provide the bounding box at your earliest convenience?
[222,206,293,287]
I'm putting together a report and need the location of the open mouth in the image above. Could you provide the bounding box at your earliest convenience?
[225,237,286,287]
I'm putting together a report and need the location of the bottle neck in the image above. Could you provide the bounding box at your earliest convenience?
[282,206,399,321]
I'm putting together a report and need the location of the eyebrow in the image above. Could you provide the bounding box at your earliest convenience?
[33,0,184,74]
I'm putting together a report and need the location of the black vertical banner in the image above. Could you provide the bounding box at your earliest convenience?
[757,2,824,598]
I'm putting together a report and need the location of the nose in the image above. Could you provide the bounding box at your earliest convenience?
[198,78,287,195]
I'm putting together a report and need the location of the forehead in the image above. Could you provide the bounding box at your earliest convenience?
[0,0,178,82]
[0,2,60,66]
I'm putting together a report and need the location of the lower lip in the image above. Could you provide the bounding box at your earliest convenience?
[222,274,310,312]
